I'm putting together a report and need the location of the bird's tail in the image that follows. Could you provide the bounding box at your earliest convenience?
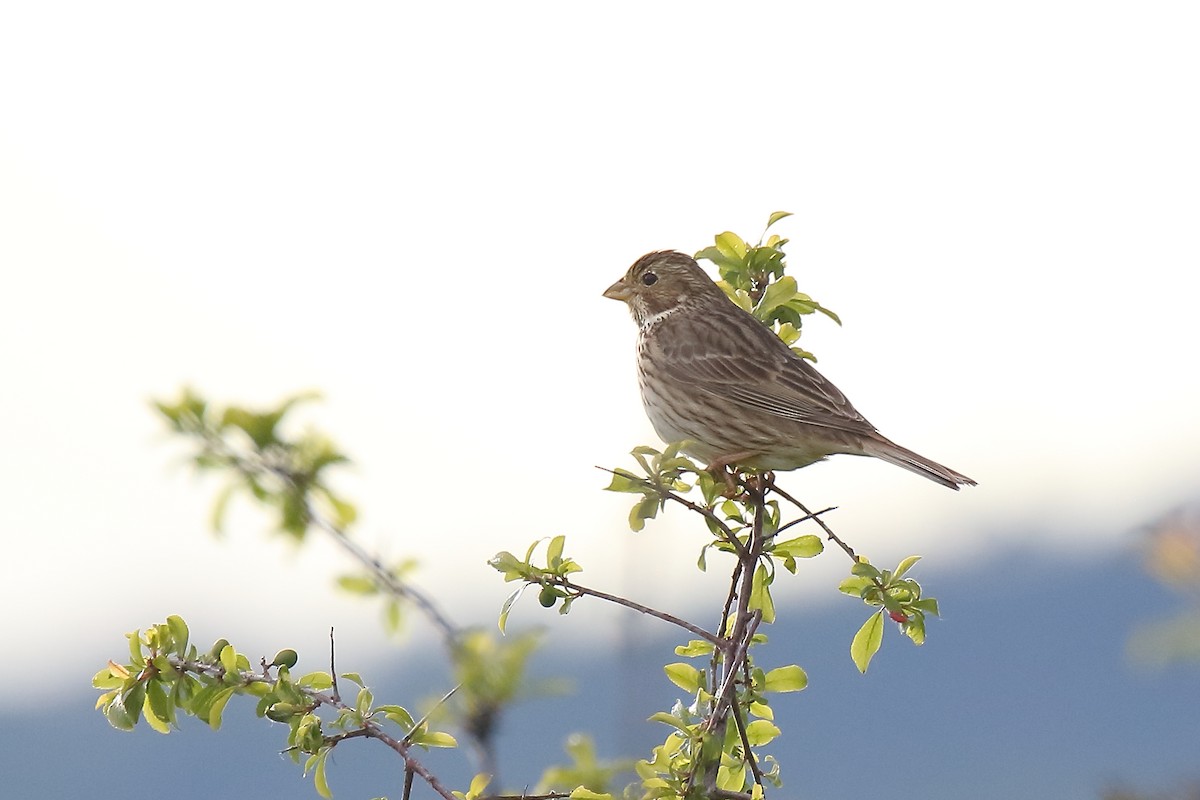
[860,436,977,490]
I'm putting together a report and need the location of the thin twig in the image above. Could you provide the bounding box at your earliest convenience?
[764,477,860,563]
[328,627,340,703]
[595,466,750,560]
[729,694,765,787]
[198,428,461,642]
[552,576,726,648]
[773,505,837,538]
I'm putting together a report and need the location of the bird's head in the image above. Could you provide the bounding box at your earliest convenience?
[604,250,727,328]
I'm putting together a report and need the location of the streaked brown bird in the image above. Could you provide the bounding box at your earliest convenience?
[604,250,975,490]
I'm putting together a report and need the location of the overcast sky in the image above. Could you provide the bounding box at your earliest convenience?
[2,2,1198,692]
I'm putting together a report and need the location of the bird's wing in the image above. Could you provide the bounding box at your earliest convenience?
[650,311,880,436]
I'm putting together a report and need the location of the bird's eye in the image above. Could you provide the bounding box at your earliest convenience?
[641,272,658,286]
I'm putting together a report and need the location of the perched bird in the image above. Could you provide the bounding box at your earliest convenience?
[604,250,975,490]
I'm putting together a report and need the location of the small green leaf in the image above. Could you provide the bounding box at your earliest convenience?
[465,772,492,799]
[766,211,793,229]
[749,564,776,624]
[498,585,526,633]
[298,671,333,689]
[206,687,235,730]
[714,231,749,261]
[312,750,332,799]
[337,574,378,594]
[762,665,808,693]
[772,534,823,558]
[674,639,715,658]
[604,470,646,493]
[416,730,458,748]
[569,789,614,800]
[219,644,237,675]
[663,663,703,693]
[851,560,881,580]
[757,275,799,316]
[744,719,781,746]
[893,554,922,580]
[546,535,565,568]
[851,613,885,673]
[838,575,873,596]
[165,615,189,654]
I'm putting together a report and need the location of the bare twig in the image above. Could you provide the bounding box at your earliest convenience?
[551,576,725,648]
[764,477,860,563]
[329,627,341,703]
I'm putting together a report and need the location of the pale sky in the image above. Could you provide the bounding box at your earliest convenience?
[2,2,1198,692]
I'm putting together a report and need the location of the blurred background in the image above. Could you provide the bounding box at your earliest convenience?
[2,2,1197,798]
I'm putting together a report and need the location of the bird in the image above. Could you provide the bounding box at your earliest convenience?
[603,250,976,490]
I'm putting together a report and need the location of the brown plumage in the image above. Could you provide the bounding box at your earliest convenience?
[604,250,975,490]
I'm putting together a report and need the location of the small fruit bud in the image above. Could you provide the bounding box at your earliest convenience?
[271,649,299,669]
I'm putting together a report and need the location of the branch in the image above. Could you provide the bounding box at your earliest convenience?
[596,466,750,560]
[550,576,726,649]
[198,427,460,642]
[175,657,459,800]
[764,476,860,563]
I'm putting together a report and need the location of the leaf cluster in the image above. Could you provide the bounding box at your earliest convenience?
[695,212,840,361]
[156,388,356,539]
[94,616,457,798]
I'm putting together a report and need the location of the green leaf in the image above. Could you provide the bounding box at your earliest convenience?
[851,560,881,580]
[663,663,703,693]
[749,564,776,624]
[298,671,333,689]
[714,231,749,262]
[219,644,237,675]
[466,772,492,800]
[757,275,799,317]
[337,574,378,595]
[838,575,873,596]
[604,469,646,493]
[766,211,793,229]
[762,665,808,693]
[546,535,565,568]
[674,639,715,658]
[103,689,140,731]
[695,245,743,272]
[772,534,823,558]
[162,618,188,656]
[647,711,690,733]
[893,554,922,580]
[498,586,526,633]
[312,750,332,799]
[569,789,614,800]
[744,719,781,746]
[628,496,659,532]
[851,613,885,673]
[206,687,235,730]
[749,701,773,720]
[415,730,457,748]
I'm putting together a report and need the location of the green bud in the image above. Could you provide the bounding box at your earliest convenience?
[271,649,299,669]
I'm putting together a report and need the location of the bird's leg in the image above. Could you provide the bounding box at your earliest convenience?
[705,452,757,498]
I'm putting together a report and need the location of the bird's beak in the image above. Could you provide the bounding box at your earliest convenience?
[603,278,632,302]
